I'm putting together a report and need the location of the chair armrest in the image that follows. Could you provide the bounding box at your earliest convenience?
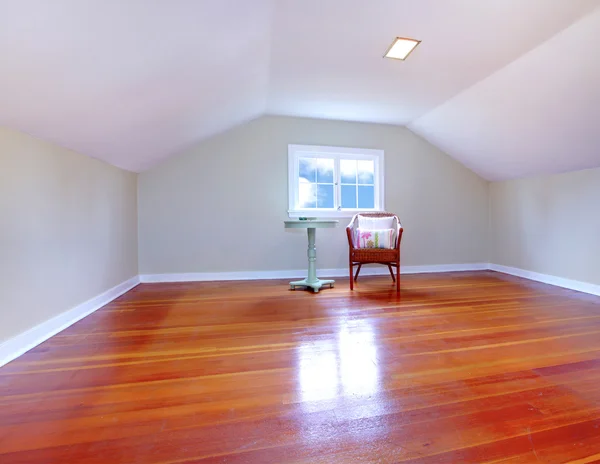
[396,225,404,250]
[346,214,359,249]
[394,216,403,250]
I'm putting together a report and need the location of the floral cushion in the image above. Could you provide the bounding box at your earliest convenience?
[357,215,397,244]
[355,228,395,249]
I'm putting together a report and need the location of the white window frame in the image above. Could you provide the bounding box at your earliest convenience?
[288,144,385,218]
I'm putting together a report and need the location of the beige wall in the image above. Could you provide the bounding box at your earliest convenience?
[139,116,489,274]
[0,127,138,344]
[490,167,600,286]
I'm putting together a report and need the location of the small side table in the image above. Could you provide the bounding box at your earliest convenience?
[284,219,339,292]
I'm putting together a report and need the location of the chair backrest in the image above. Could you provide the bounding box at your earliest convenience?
[357,212,398,230]
[357,212,396,218]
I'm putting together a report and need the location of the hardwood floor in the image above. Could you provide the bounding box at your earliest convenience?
[2,271,600,463]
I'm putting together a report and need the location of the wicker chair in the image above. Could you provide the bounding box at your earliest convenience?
[346,212,404,292]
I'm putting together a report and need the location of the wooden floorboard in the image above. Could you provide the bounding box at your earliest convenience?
[2,271,600,463]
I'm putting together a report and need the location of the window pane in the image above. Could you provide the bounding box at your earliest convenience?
[299,157,317,183]
[299,181,316,208]
[317,158,334,183]
[340,159,357,184]
[317,184,334,208]
[341,185,356,209]
[357,160,374,184]
[358,185,375,209]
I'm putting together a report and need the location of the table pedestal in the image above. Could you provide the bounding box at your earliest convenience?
[290,228,334,293]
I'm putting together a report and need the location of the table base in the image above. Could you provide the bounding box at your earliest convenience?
[290,278,335,293]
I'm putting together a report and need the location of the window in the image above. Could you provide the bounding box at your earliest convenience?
[288,144,384,218]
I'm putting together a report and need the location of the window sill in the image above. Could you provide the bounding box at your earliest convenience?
[288,209,383,219]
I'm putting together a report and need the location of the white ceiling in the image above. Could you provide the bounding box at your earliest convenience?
[0,0,599,179]
[408,6,600,180]
[0,0,272,171]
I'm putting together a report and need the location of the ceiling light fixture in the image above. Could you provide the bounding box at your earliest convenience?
[384,37,421,61]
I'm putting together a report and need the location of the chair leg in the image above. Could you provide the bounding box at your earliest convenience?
[354,264,362,282]
[349,261,354,290]
[396,260,400,293]
[387,264,396,282]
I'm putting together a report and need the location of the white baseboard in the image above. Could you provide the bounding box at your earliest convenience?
[0,276,140,368]
[402,263,489,274]
[489,264,600,297]
[2,263,597,368]
[139,263,489,283]
[141,263,600,298]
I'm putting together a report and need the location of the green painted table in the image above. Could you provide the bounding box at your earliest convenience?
[284,219,339,292]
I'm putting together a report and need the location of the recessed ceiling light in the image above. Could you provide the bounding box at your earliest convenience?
[384,37,421,61]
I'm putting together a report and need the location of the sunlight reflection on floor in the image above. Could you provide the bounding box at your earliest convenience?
[297,320,380,403]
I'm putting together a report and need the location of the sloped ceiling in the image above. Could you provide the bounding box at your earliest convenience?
[408,6,600,181]
[0,0,599,179]
[0,0,273,171]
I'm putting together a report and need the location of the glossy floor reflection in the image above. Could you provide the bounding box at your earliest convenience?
[2,272,600,463]
[297,321,380,403]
